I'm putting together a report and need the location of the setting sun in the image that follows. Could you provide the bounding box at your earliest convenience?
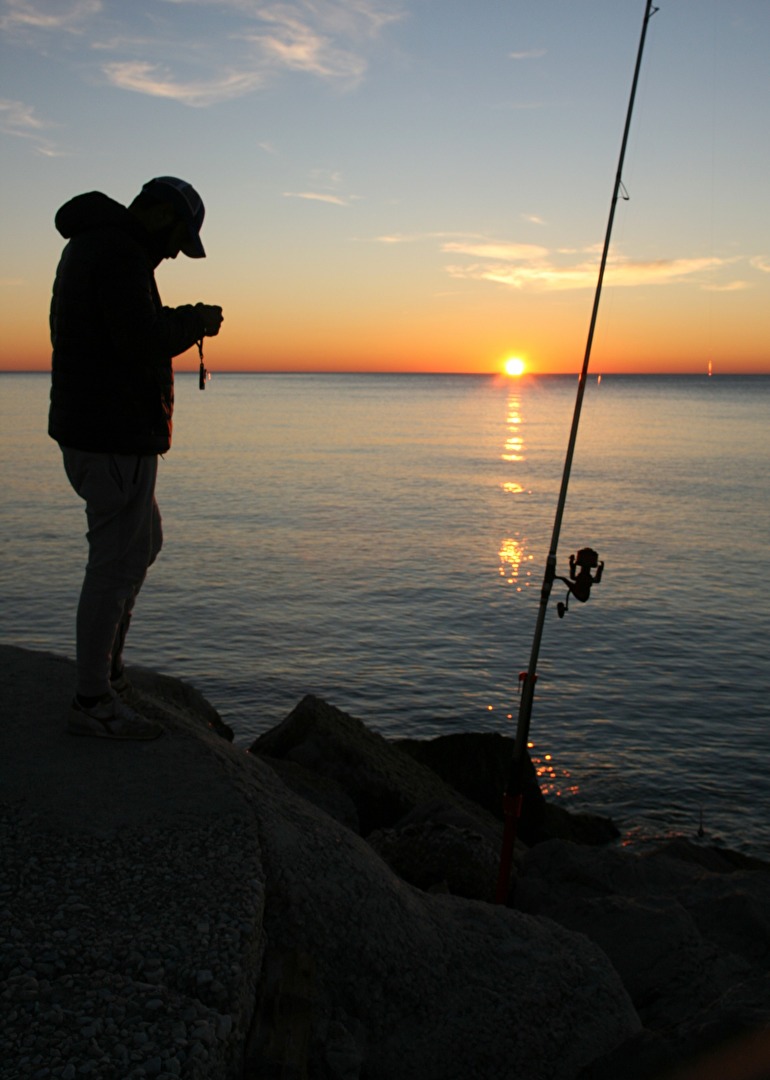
[504,356,526,377]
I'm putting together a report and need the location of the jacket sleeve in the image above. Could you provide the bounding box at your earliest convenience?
[158,304,207,358]
[94,234,207,363]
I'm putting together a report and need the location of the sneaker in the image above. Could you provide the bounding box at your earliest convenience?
[67,693,163,741]
[110,669,132,697]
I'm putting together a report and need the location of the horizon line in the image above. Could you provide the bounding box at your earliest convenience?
[3,368,768,378]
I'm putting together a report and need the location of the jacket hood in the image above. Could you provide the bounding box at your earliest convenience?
[54,191,136,241]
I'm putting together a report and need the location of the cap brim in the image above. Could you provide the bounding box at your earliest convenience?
[181,231,206,259]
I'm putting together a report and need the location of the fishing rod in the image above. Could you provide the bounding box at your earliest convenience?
[494,0,658,904]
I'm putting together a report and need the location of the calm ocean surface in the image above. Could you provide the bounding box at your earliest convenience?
[2,372,769,857]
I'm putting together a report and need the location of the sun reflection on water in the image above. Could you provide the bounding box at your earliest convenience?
[529,741,581,800]
[498,388,534,589]
[501,399,525,462]
[498,535,534,589]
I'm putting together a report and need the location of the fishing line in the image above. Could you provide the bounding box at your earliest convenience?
[705,0,719,374]
[598,7,654,371]
[494,0,659,904]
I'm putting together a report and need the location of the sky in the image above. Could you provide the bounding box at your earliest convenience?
[1,0,769,376]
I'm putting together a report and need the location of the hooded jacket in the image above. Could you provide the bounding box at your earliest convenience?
[48,191,206,454]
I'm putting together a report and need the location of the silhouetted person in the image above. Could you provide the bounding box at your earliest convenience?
[49,177,223,739]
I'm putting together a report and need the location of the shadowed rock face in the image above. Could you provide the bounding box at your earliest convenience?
[4,651,769,1080]
[249,694,770,1080]
[394,730,620,846]
[516,839,770,1080]
[248,755,639,1080]
[251,694,506,838]
[3,653,638,1080]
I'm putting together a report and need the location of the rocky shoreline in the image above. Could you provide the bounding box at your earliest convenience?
[2,644,769,1079]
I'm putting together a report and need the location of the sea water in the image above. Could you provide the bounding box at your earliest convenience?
[2,372,768,857]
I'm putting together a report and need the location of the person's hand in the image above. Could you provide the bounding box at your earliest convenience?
[196,303,224,337]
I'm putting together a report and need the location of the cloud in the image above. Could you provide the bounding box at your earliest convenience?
[702,281,751,293]
[102,61,265,106]
[96,1,407,103]
[0,0,101,33]
[508,48,545,61]
[374,234,415,244]
[3,0,406,105]
[0,98,46,135]
[310,167,344,187]
[369,230,488,245]
[750,255,770,274]
[283,191,349,205]
[238,12,366,83]
[0,97,66,153]
[444,243,735,292]
[368,231,745,293]
[442,240,549,262]
[281,163,357,205]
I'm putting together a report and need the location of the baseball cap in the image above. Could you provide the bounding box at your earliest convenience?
[141,176,206,258]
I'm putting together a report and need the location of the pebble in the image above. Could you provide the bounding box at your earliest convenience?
[1,806,261,1078]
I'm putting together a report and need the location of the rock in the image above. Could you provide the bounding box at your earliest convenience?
[395,730,619,845]
[128,666,235,741]
[254,755,361,833]
[540,801,621,845]
[249,762,640,1080]
[517,838,770,1078]
[394,731,545,838]
[368,820,501,901]
[5,647,770,1080]
[2,650,639,1080]
[250,695,503,839]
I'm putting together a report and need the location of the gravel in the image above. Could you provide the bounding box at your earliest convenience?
[0,805,265,1080]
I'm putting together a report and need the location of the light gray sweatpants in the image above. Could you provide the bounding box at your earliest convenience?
[62,448,162,698]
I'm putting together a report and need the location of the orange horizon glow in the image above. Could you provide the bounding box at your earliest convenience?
[3,314,769,377]
[5,359,770,375]
[4,256,769,376]
[5,314,769,376]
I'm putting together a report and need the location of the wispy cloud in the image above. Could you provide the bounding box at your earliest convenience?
[0,0,101,34]
[283,191,349,206]
[98,2,406,103]
[445,248,737,292]
[0,97,65,154]
[750,255,770,274]
[2,0,405,105]
[702,280,751,292]
[160,0,403,40]
[3,0,403,105]
[370,230,487,245]
[102,61,265,107]
[509,48,545,61]
[368,230,749,292]
[0,98,46,136]
[443,240,549,262]
[282,164,356,206]
[237,10,366,83]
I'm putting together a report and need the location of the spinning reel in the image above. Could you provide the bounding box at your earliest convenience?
[556,547,604,618]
